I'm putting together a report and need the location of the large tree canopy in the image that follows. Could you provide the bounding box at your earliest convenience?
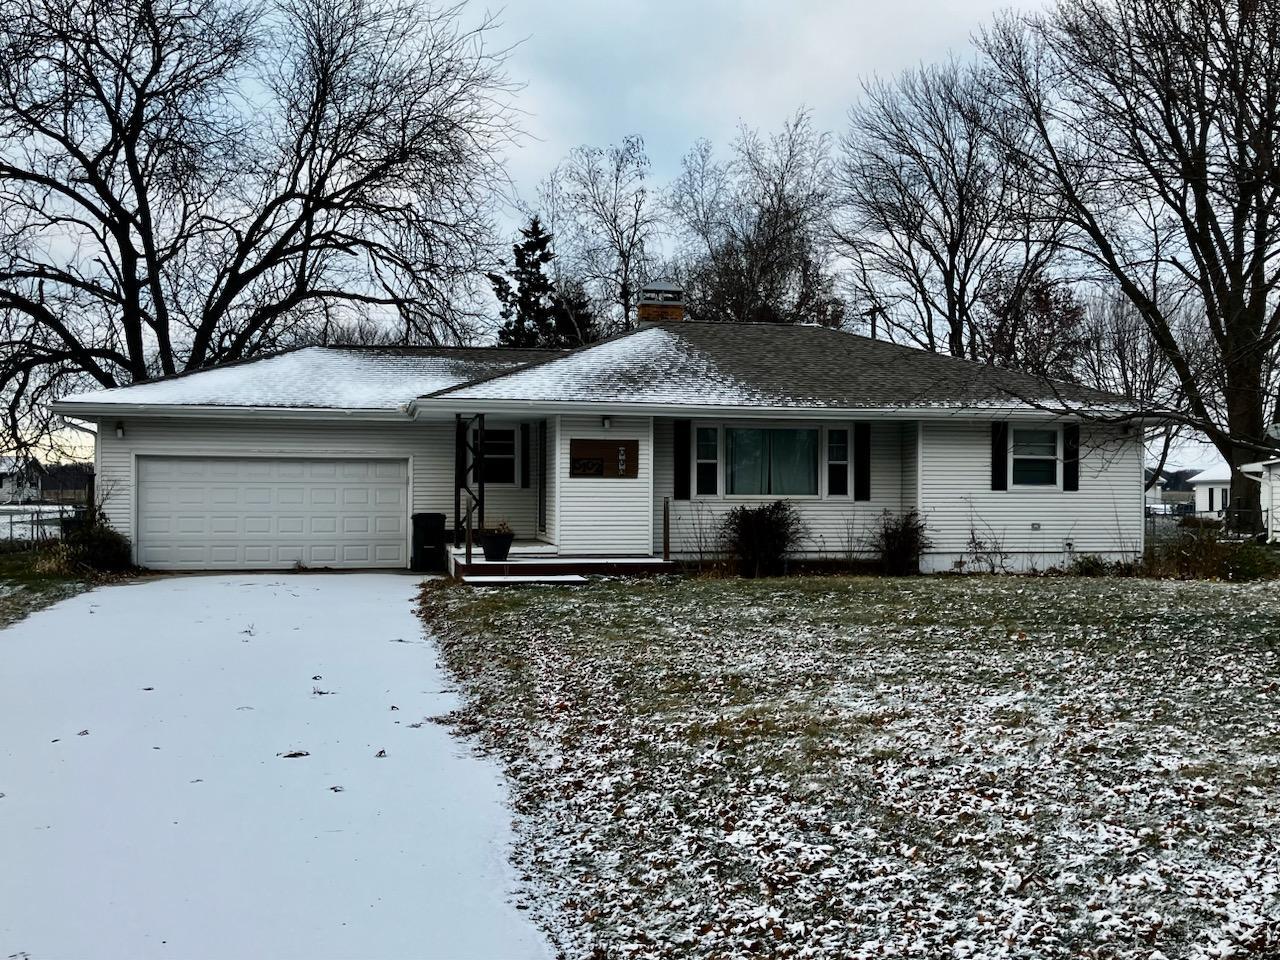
[981,0,1280,514]
[0,0,512,450]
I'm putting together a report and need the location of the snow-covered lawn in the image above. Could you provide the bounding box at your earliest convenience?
[0,574,550,960]
[422,576,1280,959]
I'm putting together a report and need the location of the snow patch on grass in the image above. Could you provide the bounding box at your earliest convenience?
[422,576,1280,958]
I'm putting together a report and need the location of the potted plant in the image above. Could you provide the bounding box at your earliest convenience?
[479,519,516,562]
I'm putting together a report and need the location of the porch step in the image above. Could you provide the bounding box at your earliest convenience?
[464,574,590,586]
[451,556,679,581]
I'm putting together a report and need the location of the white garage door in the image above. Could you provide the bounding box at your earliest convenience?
[137,457,409,570]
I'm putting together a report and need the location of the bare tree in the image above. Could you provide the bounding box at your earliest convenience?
[554,135,660,330]
[974,266,1088,379]
[836,60,1062,358]
[668,110,843,326]
[981,0,1280,519]
[0,0,513,451]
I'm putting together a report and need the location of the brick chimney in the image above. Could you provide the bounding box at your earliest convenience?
[636,280,684,324]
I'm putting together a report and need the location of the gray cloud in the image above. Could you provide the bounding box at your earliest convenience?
[488,0,1042,209]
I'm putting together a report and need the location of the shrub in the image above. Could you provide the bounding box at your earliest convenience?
[36,517,134,576]
[1067,554,1111,577]
[1178,515,1223,530]
[1221,542,1280,581]
[719,500,805,578]
[872,510,932,576]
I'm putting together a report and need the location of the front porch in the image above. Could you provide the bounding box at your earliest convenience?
[446,541,677,584]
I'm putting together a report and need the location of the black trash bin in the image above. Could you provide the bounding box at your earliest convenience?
[411,512,447,573]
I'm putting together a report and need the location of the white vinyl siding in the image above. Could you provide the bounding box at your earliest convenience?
[652,417,904,559]
[95,417,539,545]
[556,415,651,555]
[542,417,558,544]
[917,421,1142,571]
[901,421,919,511]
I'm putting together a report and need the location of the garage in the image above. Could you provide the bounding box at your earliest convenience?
[136,456,409,570]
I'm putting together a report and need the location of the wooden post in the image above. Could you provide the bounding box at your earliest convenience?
[663,496,670,561]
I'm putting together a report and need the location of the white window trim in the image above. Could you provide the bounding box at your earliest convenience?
[689,420,851,502]
[694,425,720,497]
[826,425,851,499]
[1009,424,1063,491]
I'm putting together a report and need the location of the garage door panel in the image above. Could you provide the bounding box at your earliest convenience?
[137,457,408,570]
[374,515,403,534]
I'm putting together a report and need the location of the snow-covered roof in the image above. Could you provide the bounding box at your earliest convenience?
[423,321,1129,411]
[1188,463,1233,484]
[56,346,558,413]
[55,322,1136,419]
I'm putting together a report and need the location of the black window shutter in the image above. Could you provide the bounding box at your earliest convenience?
[991,422,1009,491]
[1063,424,1080,492]
[519,423,531,488]
[673,419,691,500]
[853,423,871,501]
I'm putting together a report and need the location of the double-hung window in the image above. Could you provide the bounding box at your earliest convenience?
[473,428,516,485]
[695,427,719,496]
[1010,427,1058,487]
[827,428,849,496]
[725,427,819,496]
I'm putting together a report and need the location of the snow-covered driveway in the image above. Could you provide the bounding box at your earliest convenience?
[0,574,550,960]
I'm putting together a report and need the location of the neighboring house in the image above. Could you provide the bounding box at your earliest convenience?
[0,457,42,504]
[53,314,1145,574]
[1144,468,1167,510]
[1188,463,1235,516]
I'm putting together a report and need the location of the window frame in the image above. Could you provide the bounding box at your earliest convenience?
[688,420,853,502]
[472,425,519,487]
[826,427,850,498]
[694,425,720,497]
[1008,425,1062,491]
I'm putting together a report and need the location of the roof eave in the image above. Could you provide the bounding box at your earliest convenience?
[52,400,414,421]
[406,397,1138,420]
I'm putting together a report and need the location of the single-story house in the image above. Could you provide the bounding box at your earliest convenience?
[1144,467,1167,510]
[1188,463,1234,516]
[0,457,42,504]
[53,317,1144,574]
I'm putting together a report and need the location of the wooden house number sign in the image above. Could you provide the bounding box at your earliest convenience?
[569,439,639,478]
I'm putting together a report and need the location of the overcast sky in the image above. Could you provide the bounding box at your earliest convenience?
[489,0,1041,212]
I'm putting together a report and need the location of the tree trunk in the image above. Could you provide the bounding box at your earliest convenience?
[1224,360,1265,532]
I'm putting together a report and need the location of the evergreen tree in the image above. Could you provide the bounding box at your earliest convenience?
[489,217,600,349]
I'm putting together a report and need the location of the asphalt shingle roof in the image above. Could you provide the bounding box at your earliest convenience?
[58,322,1132,415]
[425,321,1129,410]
